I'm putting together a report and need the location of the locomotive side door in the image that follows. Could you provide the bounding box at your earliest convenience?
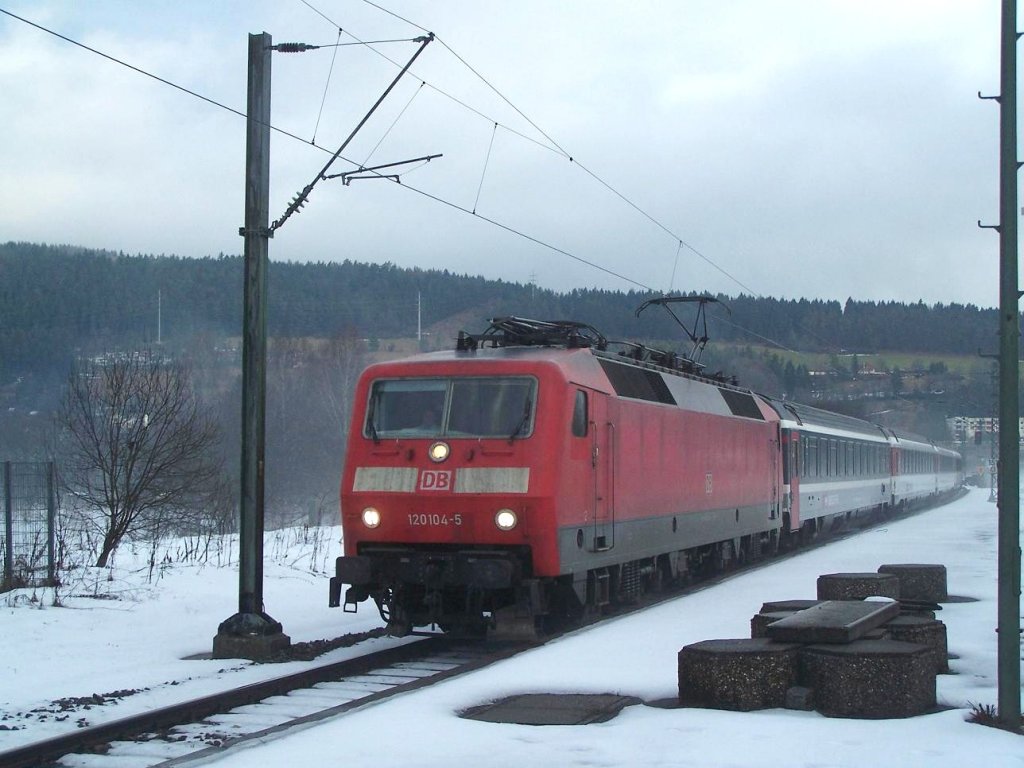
[786,429,801,530]
[769,426,780,521]
[590,393,615,551]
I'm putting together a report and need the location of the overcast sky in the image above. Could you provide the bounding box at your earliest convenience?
[0,1,1008,307]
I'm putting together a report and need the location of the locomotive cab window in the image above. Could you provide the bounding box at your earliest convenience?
[572,390,588,437]
[366,376,537,439]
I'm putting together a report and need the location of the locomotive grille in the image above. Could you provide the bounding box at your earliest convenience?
[621,561,641,600]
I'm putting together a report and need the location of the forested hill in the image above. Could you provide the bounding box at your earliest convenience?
[0,241,998,379]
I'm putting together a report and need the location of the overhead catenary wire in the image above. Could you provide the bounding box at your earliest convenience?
[313,19,567,158]
[305,1,794,343]
[271,31,436,233]
[472,122,498,215]
[359,80,425,168]
[311,28,344,144]
[0,4,839,354]
[0,8,336,156]
[349,2,840,350]
[324,8,836,350]
[358,0,571,161]
[0,7,648,291]
[355,0,759,298]
[669,240,683,294]
[711,313,802,355]
[299,0,341,29]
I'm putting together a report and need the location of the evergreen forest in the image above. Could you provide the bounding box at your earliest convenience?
[0,241,1000,382]
[0,241,1004,521]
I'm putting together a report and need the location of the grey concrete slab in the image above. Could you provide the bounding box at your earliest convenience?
[766,600,900,643]
[461,693,642,725]
[759,599,822,613]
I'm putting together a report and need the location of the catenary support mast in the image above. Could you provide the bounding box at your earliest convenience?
[213,32,290,660]
[996,0,1021,731]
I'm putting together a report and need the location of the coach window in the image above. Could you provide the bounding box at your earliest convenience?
[572,390,588,437]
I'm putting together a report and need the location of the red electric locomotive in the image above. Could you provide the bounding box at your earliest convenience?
[328,314,962,636]
[329,316,785,635]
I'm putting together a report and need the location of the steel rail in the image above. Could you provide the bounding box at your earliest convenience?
[0,637,459,768]
[0,491,964,768]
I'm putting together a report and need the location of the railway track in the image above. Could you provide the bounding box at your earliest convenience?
[0,636,533,768]
[1,494,962,768]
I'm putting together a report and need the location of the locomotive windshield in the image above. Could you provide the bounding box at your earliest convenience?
[365,376,537,439]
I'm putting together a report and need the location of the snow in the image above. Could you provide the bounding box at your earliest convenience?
[2,489,1022,766]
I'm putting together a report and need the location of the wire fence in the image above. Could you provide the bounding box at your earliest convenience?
[1,461,57,591]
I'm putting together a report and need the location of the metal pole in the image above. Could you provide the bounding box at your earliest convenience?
[46,461,56,586]
[239,30,272,623]
[3,461,12,590]
[214,32,289,658]
[996,0,1022,730]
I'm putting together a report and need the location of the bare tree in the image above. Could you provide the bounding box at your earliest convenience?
[57,353,222,567]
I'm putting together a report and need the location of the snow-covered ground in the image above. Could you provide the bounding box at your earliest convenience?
[2,489,1022,766]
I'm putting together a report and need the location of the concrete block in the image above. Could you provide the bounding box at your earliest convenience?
[885,615,949,674]
[799,639,935,718]
[211,631,291,661]
[878,563,948,603]
[750,611,795,638]
[817,572,900,601]
[678,638,801,711]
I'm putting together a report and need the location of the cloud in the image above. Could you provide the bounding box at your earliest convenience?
[0,0,1005,307]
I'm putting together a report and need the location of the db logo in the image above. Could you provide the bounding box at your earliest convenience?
[418,470,453,492]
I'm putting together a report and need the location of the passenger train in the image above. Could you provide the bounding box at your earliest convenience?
[328,315,963,636]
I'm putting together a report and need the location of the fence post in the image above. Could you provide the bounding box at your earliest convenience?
[3,461,12,590]
[47,461,56,586]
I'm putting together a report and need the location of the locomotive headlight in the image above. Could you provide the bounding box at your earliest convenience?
[494,508,518,531]
[428,441,450,463]
[361,507,382,529]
